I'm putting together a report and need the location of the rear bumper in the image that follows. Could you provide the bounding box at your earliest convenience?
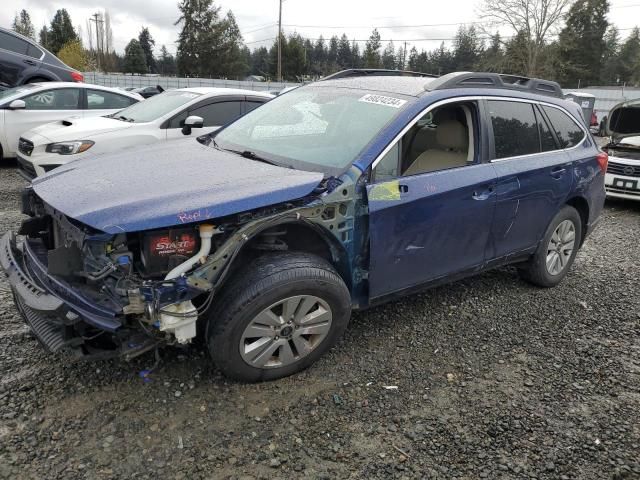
[0,231,158,359]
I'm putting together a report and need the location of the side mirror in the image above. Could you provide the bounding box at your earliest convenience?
[182,115,204,135]
[8,99,26,110]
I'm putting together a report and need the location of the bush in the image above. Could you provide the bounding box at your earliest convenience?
[57,39,88,70]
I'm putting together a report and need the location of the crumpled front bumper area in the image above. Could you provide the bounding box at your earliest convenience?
[0,231,158,360]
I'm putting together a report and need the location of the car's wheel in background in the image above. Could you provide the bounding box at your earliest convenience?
[518,205,582,288]
[206,252,351,382]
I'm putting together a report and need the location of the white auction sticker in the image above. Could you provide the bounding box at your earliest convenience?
[358,94,407,108]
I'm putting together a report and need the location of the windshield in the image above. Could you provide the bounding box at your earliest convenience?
[113,90,201,123]
[214,86,408,175]
[0,84,38,103]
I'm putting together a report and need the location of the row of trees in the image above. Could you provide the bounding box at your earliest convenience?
[9,0,640,87]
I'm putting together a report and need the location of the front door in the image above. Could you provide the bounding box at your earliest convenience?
[5,87,81,155]
[165,100,243,141]
[366,100,497,299]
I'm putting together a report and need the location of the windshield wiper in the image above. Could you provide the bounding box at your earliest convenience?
[223,148,278,166]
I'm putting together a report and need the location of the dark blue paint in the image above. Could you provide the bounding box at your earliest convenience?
[366,163,497,298]
[31,140,323,233]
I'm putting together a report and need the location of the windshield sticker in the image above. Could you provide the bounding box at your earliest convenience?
[358,94,407,109]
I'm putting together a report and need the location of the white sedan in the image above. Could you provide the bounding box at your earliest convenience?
[0,82,142,160]
[17,87,273,179]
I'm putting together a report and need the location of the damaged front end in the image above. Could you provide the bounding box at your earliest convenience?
[1,179,359,360]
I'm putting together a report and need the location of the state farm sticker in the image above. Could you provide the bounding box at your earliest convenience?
[358,94,407,108]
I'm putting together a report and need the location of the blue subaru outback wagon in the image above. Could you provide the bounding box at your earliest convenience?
[1,70,606,381]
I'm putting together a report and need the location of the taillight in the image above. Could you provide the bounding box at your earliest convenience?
[596,151,608,173]
[70,71,84,82]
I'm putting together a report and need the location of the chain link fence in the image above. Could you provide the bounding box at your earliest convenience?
[83,72,300,93]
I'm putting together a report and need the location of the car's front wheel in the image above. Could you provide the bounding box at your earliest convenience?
[518,205,582,287]
[206,252,351,382]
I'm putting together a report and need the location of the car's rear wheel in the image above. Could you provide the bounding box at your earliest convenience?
[518,205,582,287]
[206,252,351,382]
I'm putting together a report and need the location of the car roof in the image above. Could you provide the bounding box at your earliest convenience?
[175,87,273,98]
[311,76,431,97]
[27,82,142,98]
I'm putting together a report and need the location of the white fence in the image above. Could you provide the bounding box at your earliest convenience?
[566,86,640,117]
[82,72,299,93]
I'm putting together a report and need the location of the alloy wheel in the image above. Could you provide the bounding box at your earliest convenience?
[546,219,576,275]
[239,295,333,369]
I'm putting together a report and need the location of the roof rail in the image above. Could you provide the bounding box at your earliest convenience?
[425,72,564,98]
[322,69,437,80]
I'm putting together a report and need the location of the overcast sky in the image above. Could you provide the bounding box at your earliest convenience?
[2,0,639,56]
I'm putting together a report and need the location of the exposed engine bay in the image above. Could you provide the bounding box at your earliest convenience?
[11,179,358,359]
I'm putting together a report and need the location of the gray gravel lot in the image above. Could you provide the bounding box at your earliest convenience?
[0,161,639,480]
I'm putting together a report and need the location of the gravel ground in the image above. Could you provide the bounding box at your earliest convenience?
[0,160,639,480]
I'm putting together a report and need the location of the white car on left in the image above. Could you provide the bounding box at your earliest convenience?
[0,82,143,161]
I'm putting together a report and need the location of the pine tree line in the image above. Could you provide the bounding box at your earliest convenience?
[9,0,640,87]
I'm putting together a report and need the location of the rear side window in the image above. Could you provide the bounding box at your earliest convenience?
[542,106,585,148]
[87,89,137,109]
[489,100,539,159]
[26,44,42,59]
[535,107,558,151]
[0,31,29,55]
[190,101,242,127]
[23,88,80,110]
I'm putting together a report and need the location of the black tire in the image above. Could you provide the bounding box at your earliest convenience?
[518,205,582,288]
[206,252,351,382]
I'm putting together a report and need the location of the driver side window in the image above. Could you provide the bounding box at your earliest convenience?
[372,101,478,181]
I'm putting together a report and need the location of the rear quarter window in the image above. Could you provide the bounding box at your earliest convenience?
[542,106,585,149]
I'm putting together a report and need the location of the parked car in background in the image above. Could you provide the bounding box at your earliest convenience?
[0,70,606,382]
[131,85,165,98]
[0,82,142,162]
[17,87,272,178]
[603,98,640,200]
[0,27,84,89]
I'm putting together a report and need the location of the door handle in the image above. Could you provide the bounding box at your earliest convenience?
[23,59,37,66]
[398,184,409,193]
[550,166,566,177]
[472,186,494,201]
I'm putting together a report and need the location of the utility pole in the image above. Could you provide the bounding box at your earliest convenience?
[277,0,283,82]
[90,13,104,71]
[403,41,407,70]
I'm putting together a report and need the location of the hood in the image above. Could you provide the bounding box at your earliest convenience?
[607,98,640,141]
[31,140,324,233]
[27,116,133,143]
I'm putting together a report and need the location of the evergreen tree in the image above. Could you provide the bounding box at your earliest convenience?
[123,39,147,74]
[250,46,271,77]
[218,11,248,78]
[601,27,621,84]
[49,9,78,54]
[479,32,505,72]
[158,45,177,75]
[453,26,483,71]
[618,27,640,84]
[39,26,50,51]
[138,27,156,73]
[12,10,35,39]
[408,47,419,71]
[381,41,396,69]
[285,33,308,80]
[175,0,224,76]
[351,40,362,68]
[364,29,382,68]
[557,0,609,88]
[503,31,530,76]
[328,36,339,67]
[337,34,352,68]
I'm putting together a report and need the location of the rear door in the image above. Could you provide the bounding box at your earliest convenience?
[164,99,243,141]
[5,87,82,155]
[84,88,138,117]
[0,30,40,88]
[367,100,497,299]
[487,99,576,261]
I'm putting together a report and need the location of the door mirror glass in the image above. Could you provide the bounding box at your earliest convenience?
[182,115,204,135]
[8,99,26,110]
